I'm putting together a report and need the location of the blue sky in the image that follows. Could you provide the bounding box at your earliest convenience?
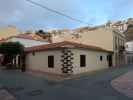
[0,0,133,31]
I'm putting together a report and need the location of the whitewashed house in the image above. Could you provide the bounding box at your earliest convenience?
[6,34,49,47]
[25,41,112,75]
[125,41,133,64]
[126,41,133,52]
[0,34,49,67]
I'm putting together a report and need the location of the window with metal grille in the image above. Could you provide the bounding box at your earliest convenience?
[80,55,86,67]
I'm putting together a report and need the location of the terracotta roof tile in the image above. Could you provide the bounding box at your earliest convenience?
[0,38,7,43]
[14,33,44,40]
[25,41,112,53]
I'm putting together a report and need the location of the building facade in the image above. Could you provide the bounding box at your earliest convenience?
[125,41,133,64]
[113,30,126,66]
[25,41,111,75]
[49,27,126,67]
[126,41,133,52]
[125,52,133,64]
[0,26,20,40]
[7,37,49,47]
[0,33,50,67]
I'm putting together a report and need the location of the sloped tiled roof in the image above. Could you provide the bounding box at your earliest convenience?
[0,32,50,44]
[13,33,44,41]
[0,38,7,44]
[6,33,47,42]
[25,41,112,53]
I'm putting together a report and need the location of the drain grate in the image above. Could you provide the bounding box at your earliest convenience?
[27,89,44,96]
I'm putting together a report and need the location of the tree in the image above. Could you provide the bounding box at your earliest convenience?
[0,42,24,68]
[35,29,50,39]
[36,30,47,35]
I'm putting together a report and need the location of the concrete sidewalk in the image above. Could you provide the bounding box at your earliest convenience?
[0,89,16,100]
[0,84,15,100]
[111,71,133,98]
[0,65,132,100]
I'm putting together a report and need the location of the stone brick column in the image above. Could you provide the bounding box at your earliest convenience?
[61,49,74,75]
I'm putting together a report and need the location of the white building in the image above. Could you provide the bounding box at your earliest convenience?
[126,41,133,52]
[49,26,126,67]
[7,37,49,47]
[0,26,20,40]
[125,41,133,64]
[25,41,112,75]
[0,34,49,67]
[6,35,49,47]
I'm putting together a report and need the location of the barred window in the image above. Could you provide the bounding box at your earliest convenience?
[48,56,54,68]
[80,55,86,67]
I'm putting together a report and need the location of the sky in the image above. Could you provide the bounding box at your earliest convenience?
[0,0,133,31]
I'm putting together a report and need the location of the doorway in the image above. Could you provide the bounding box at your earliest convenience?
[108,55,112,67]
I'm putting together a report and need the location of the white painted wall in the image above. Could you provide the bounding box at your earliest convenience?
[72,49,109,74]
[25,48,109,75]
[7,37,49,47]
[125,54,133,64]
[26,50,63,75]
[126,41,133,52]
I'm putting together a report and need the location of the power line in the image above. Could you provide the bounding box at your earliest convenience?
[25,0,89,25]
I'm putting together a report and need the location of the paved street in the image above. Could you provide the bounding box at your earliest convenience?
[111,70,133,98]
[0,65,133,100]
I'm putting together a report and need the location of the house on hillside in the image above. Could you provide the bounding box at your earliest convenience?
[24,41,112,75]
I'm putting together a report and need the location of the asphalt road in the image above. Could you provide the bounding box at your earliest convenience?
[0,65,132,100]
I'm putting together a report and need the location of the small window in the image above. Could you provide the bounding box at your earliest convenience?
[100,56,103,61]
[80,55,86,67]
[48,56,54,68]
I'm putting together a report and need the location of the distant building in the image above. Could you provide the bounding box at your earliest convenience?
[6,33,49,47]
[107,18,133,42]
[126,18,133,25]
[105,20,128,33]
[0,26,20,40]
